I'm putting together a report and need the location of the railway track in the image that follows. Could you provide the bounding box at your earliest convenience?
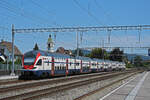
[0,72,111,93]
[0,70,141,100]
[0,79,28,86]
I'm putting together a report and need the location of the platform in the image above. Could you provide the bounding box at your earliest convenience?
[100,71,150,100]
[0,75,18,80]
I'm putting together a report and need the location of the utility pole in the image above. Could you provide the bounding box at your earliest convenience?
[11,24,15,76]
[138,27,141,43]
[107,29,111,44]
[76,31,79,58]
[102,39,104,60]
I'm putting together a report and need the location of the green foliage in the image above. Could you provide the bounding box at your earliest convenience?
[85,53,91,57]
[89,48,106,59]
[134,56,143,67]
[8,61,12,64]
[142,62,150,68]
[0,60,4,64]
[109,48,124,62]
[73,49,83,56]
[104,52,109,59]
[126,63,134,68]
[33,43,39,50]
[15,58,22,64]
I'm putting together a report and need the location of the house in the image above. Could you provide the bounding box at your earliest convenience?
[56,47,72,55]
[0,40,22,62]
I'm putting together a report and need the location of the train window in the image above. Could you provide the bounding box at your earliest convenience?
[47,61,49,66]
[70,62,72,66]
[24,57,35,65]
[76,62,79,66]
[36,59,42,65]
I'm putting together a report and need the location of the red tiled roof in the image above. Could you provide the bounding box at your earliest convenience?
[0,41,22,56]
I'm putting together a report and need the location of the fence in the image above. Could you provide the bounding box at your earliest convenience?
[0,64,22,76]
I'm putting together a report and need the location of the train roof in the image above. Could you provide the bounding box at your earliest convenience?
[24,50,71,58]
[24,50,124,64]
[77,56,91,61]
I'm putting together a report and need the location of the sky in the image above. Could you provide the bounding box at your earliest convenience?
[0,0,150,55]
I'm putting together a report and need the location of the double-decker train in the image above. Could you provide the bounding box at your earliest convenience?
[19,50,125,79]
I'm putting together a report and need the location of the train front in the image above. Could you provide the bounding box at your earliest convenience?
[19,50,41,79]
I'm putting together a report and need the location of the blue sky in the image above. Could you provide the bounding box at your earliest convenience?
[0,0,150,55]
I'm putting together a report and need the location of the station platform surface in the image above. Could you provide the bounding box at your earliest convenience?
[0,75,18,80]
[100,71,150,100]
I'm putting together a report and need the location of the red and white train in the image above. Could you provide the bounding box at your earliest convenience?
[19,50,125,79]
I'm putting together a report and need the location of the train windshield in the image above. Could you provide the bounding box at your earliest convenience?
[24,58,35,65]
[24,51,37,65]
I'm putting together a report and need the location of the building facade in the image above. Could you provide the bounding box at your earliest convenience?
[0,40,22,62]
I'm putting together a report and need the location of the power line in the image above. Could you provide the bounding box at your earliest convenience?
[14,25,150,33]
[30,0,55,17]
[81,46,150,50]
[0,26,9,30]
[30,0,59,27]
[73,0,104,25]
[94,0,115,25]
[0,0,50,25]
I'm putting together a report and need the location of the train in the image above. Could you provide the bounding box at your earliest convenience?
[19,50,126,79]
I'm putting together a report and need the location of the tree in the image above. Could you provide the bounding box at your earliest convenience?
[134,56,143,67]
[33,43,39,50]
[89,48,106,59]
[15,58,22,64]
[73,49,83,56]
[109,48,124,62]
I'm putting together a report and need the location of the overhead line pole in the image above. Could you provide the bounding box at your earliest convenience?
[76,31,79,57]
[11,24,15,76]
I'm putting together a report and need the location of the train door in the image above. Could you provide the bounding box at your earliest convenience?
[51,57,54,76]
[66,58,69,75]
[74,59,76,70]
[80,60,82,73]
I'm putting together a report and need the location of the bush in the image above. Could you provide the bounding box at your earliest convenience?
[126,63,134,68]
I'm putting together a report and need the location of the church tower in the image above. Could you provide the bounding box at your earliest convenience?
[47,34,54,52]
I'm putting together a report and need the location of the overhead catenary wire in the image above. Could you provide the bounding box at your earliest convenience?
[73,0,105,26]
[94,0,122,45]
[30,0,55,17]
[30,0,62,28]
[94,0,115,25]
[0,0,50,25]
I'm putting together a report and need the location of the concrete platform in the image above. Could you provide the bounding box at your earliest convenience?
[0,75,18,80]
[99,71,150,100]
